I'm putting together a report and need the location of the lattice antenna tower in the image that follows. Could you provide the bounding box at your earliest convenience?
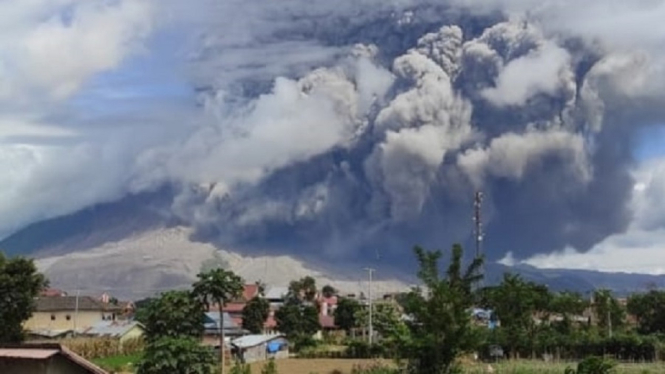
[473,191,485,283]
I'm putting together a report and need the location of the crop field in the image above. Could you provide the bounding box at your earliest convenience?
[247,359,665,374]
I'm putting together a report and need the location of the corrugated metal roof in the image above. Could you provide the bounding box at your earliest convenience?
[0,344,108,373]
[232,334,285,348]
[264,287,289,300]
[204,312,240,329]
[84,321,142,338]
[0,349,58,359]
[34,296,119,312]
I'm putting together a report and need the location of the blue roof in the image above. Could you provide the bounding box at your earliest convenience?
[85,320,143,338]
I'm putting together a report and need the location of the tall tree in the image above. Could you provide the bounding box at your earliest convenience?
[592,289,625,336]
[193,269,244,374]
[481,274,551,359]
[274,302,320,339]
[137,337,215,374]
[334,297,360,334]
[138,291,213,374]
[288,276,318,303]
[627,290,665,335]
[355,302,407,339]
[400,244,483,374]
[142,291,206,344]
[0,253,48,343]
[321,284,337,298]
[242,296,270,334]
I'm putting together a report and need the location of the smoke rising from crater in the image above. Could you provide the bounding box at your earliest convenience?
[2,1,665,268]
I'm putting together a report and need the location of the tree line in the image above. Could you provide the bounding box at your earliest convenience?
[4,244,665,373]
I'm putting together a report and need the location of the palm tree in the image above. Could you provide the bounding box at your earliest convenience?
[193,269,244,374]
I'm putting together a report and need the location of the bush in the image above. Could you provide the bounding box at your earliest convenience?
[564,356,616,374]
[229,360,251,374]
[261,358,278,374]
[293,335,319,353]
[350,361,398,374]
[137,337,215,374]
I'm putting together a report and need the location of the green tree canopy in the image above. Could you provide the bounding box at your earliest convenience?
[142,290,206,344]
[0,253,48,343]
[400,244,483,374]
[334,297,360,333]
[137,337,215,374]
[288,276,318,303]
[321,284,337,298]
[275,303,320,338]
[242,295,270,334]
[627,290,665,335]
[592,289,625,336]
[192,269,244,373]
[479,273,551,359]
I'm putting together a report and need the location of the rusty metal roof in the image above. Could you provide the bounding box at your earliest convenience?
[0,344,108,374]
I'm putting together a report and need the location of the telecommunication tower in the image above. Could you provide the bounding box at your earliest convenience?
[473,191,484,285]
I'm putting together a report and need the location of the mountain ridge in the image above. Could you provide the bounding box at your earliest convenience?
[2,193,663,300]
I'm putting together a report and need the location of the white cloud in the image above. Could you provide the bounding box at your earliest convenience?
[510,157,665,274]
[0,0,152,101]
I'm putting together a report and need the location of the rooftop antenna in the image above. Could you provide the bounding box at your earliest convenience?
[473,191,484,286]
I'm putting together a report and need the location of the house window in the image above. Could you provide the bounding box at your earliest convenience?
[50,314,56,321]
[66,315,71,321]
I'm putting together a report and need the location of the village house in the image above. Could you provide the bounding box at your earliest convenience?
[0,343,108,374]
[231,334,288,364]
[24,296,122,337]
[81,320,144,345]
[202,312,249,347]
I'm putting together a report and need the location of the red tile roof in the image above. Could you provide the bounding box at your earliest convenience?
[319,296,338,305]
[242,284,259,301]
[40,289,67,297]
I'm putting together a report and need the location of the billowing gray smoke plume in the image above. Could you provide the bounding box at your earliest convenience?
[148,3,664,265]
[3,0,665,270]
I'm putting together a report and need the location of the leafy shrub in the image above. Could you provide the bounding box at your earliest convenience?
[229,360,251,374]
[564,356,616,374]
[261,358,278,374]
[136,337,215,374]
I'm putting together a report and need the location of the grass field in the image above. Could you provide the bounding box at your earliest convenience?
[91,356,665,373]
[92,353,141,372]
[247,359,665,374]
[248,359,392,374]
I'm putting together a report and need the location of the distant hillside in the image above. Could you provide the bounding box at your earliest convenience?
[1,192,664,299]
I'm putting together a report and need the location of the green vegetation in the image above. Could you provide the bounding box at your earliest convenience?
[335,297,361,335]
[137,336,216,374]
[193,268,245,372]
[275,276,322,351]
[137,290,214,374]
[0,253,47,343]
[92,352,142,372]
[396,244,484,374]
[243,293,270,334]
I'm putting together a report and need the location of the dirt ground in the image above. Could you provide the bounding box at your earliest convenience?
[248,358,392,374]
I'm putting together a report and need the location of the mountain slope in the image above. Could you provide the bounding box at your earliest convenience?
[2,194,664,300]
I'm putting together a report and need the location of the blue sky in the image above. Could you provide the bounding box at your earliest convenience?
[634,125,665,162]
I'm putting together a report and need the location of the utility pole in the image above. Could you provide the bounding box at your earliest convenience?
[473,191,485,286]
[73,289,80,336]
[607,297,613,338]
[364,267,375,345]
